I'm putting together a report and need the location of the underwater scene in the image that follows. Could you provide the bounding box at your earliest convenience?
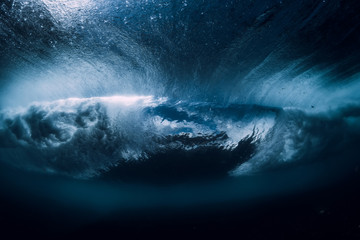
[1,0,360,238]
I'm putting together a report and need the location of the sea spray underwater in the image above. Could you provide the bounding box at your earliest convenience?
[1,0,360,238]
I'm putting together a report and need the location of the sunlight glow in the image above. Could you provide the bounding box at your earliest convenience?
[98,95,155,106]
[42,0,95,25]
[42,0,94,11]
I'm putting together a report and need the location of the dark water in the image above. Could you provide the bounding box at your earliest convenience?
[1,0,360,238]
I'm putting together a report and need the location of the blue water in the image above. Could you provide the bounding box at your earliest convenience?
[1,0,360,237]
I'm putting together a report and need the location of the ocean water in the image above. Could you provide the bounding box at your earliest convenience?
[1,0,360,238]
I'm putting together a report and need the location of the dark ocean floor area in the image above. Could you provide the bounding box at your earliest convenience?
[69,175,360,239]
[0,161,359,239]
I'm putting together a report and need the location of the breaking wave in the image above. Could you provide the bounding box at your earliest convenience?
[0,0,360,184]
[1,95,359,181]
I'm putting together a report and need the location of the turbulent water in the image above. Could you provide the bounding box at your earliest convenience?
[1,0,360,180]
[1,0,360,237]
[0,96,273,178]
[1,95,359,182]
